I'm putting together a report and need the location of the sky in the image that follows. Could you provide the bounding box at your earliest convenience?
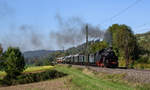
[0,0,150,51]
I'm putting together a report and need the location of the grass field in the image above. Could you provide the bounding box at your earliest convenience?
[0,65,149,90]
[0,65,68,90]
[24,65,54,73]
[0,65,54,78]
[55,65,134,90]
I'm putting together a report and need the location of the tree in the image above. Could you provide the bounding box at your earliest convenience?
[0,44,4,70]
[0,44,3,56]
[106,24,138,68]
[3,47,25,79]
[104,24,121,56]
[103,30,113,46]
[116,25,138,68]
[89,41,108,53]
[43,57,53,65]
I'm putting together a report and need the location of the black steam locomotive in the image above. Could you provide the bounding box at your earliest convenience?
[57,47,118,68]
[95,47,118,68]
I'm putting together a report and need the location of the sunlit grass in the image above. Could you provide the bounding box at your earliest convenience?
[55,65,133,90]
[56,65,150,90]
[0,71,6,78]
[24,65,54,73]
[0,65,54,78]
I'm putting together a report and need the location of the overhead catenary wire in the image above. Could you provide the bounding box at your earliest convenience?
[101,0,143,25]
[133,24,150,33]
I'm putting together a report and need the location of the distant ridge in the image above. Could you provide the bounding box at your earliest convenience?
[23,50,57,59]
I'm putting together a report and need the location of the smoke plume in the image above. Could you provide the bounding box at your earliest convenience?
[1,24,53,52]
[0,1,105,52]
[50,14,105,49]
[103,30,113,46]
[82,24,104,39]
[20,25,44,48]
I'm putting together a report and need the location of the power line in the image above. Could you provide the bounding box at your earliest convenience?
[101,0,142,24]
[133,24,146,29]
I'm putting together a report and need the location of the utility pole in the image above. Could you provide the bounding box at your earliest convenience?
[62,46,65,53]
[85,24,89,66]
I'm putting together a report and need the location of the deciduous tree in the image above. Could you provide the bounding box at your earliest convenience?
[106,24,138,68]
[89,41,108,53]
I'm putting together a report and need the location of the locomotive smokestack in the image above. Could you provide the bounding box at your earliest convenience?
[85,24,89,65]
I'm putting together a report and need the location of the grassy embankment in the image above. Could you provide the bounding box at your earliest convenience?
[56,65,150,90]
[56,65,134,90]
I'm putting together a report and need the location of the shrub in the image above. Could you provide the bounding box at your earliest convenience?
[3,47,25,79]
[1,70,67,86]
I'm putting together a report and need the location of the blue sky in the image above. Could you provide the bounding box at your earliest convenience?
[0,0,150,51]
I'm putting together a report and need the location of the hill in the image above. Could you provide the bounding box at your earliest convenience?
[136,31,150,42]
[65,40,97,55]
[23,50,56,59]
[136,31,150,51]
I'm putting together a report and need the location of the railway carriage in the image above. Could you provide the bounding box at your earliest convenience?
[73,54,79,64]
[89,54,95,65]
[70,55,74,64]
[58,47,118,68]
[64,55,72,64]
[78,55,85,65]
[56,57,64,63]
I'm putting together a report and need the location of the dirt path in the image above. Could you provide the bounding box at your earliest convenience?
[0,78,69,90]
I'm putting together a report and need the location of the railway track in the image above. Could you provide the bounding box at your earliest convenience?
[61,64,150,84]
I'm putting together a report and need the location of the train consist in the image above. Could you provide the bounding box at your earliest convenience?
[57,47,118,68]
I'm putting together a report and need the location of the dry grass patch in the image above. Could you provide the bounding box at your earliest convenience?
[82,68,94,76]
[0,78,69,90]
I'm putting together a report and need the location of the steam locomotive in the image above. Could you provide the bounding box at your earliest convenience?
[57,47,118,68]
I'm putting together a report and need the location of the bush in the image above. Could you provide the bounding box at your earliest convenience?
[3,47,25,79]
[137,56,150,63]
[0,70,67,86]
